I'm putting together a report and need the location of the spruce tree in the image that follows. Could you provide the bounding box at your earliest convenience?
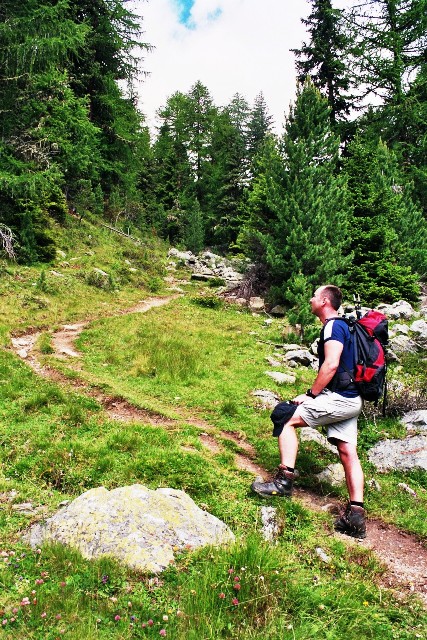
[343,135,420,303]
[292,0,353,131]
[242,79,352,309]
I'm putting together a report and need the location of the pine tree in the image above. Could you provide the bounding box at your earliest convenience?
[246,92,274,164]
[292,0,353,130]
[343,135,420,303]
[242,79,352,307]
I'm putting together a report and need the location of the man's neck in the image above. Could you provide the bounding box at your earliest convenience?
[318,309,340,325]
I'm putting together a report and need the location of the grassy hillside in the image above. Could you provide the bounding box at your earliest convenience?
[0,217,426,639]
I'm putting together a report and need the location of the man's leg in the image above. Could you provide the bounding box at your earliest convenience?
[334,439,366,538]
[278,413,308,468]
[336,440,364,502]
[251,412,307,498]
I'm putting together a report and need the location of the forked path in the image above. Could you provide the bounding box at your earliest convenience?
[9,296,427,606]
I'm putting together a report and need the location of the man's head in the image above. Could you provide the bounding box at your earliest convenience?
[310,285,342,317]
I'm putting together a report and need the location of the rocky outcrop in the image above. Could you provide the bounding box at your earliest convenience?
[167,249,245,288]
[367,436,427,472]
[24,485,234,574]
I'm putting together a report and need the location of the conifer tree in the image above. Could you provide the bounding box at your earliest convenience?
[246,92,274,165]
[292,0,353,130]
[242,79,352,308]
[343,135,420,303]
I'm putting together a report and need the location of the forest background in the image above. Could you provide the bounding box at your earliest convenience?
[1,0,427,315]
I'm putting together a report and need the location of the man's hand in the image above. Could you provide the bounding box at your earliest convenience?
[293,393,309,405]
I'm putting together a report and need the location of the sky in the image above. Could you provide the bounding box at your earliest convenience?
[131,0,351,135]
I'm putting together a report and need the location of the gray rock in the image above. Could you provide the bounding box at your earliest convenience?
[265,371,296,385]
[260,506,280,542]
[410,320,427,339]
[251,389,281,410]
[266,356,283,367]
[282,344,303,352]
[390,324,409,336]
[368,435,427,471]
[249,297,265,312]
[24,485,234,574]
[389,334,419,354]
[283,349,317,367]
[402,410,427,434]
[270,305,286,317]
[299,427,338,454]
[315,463,346,487]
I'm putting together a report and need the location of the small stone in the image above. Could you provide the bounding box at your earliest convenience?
[265,371,296,385]
[398,483,417,497]
[368,479,381,492]
[315,547,331,563]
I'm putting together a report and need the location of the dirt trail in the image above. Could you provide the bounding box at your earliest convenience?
[9,296,427,606]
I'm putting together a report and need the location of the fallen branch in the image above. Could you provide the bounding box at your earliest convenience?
[0,224,16,260]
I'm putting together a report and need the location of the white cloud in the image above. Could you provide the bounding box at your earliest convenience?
[132,0,352,135]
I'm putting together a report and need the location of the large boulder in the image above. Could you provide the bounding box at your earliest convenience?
[368,436,427,472]
[24,485,234,574]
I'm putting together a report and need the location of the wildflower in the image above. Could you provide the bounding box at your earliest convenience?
[101,575,109,584]
[35,579,44,585]
[31,590,36,595]
[2,620,7,626]
[363,601,369,606]
[190,589,196,595]
[231,598,239,606]
[234,576,240,582]
[142,623,147,628]
[96,619,102,624]
[130,616,136,622]
[36,549,41,554]
[159,630,167,637]
[233,583,241,591]
[12,608,18,614]
[218,593,225,599]
[176,610,184,618]
[228,568,234,574]
[20,598,30,607]
[163,614,168,621]
[60,581,66,588]
[318,604,325,610]
[148,619,154,627]
[56,614,62,620]
[114,615,121,621]
[10,618,15,623]
[110,596,118,603]
[128,601,132,608]
[32,599,37,605]
[41,612,47,618]
[40,571,49,578]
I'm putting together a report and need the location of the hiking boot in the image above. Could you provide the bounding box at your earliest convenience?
[251,466,294,498]
[334,504,367,539]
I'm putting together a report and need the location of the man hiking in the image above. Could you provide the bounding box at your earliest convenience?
[251,285,366,538]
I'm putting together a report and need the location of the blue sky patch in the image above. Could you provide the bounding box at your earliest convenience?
[173,1,222,28]
[174,0,195,27]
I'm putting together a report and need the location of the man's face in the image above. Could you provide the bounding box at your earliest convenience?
[310,287,326,316]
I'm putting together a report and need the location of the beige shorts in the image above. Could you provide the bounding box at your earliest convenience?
[296,389,363,446]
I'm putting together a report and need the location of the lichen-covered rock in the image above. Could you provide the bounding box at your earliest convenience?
[24,485,234,573]
[264,371,296,385]
[368,436,427,472]
[315,463,346,487]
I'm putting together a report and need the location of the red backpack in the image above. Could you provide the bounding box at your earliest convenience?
[334,310,388,409]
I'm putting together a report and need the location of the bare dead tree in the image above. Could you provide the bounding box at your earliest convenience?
[0,225,16,260]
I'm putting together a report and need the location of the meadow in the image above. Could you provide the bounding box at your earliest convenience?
[0,216,426,638]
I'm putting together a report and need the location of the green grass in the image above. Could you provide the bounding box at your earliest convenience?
[0,221,426,637]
